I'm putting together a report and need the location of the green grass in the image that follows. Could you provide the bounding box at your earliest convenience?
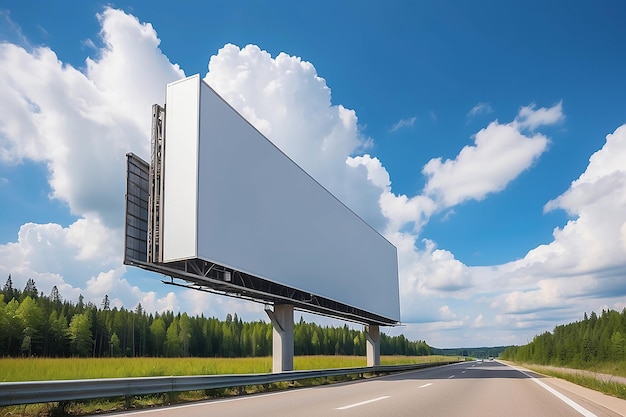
[525,365,626,400]
[0,355,453,382]
[585,361,626,379]
[0,355,455,416]
[380,355,455,365]
[0,357,272,382]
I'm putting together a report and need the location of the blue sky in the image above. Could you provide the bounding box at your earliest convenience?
[1,1,626,348]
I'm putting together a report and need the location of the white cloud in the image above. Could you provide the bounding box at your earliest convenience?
[390,116,417,132]
[516,124,626,293]
[0,221,179,311]
[0,8,183,227]
[467,102,493,119]
[84,269,122,296]
[516,101,564,131]
[472,314,485,328]
[0,8,184,311]
[346,155,390,189]
[86,8,185,138]
[204,44,361,170]
[390,234,476,320]
[444,121,626,344]
[135,290,178,314]
[439,305,457,320]
[422,106,554,207]
[347,155,437,234]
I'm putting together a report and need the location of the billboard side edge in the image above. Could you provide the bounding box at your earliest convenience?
[162,75,201,262]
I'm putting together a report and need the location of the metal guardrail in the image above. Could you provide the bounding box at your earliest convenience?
[0,361,457,406]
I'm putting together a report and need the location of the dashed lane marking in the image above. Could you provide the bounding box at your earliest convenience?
[336,396,391,410]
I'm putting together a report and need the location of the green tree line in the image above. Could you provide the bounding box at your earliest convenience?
[501,309,626,367]
[0,275,430,358]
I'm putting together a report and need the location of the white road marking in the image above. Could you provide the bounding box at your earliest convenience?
[461,370,466,373]
[514,367,598,417]
[419,383,432,388]
[121,388,314,415]
[448,375,455,379]
[336,396,391,410]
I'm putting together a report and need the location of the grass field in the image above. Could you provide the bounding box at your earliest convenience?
[0,355,456,382]
[523,364,626,400]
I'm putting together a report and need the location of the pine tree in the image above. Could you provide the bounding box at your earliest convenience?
[50,286,62,304]
[77,294,85,312]
[23,278,38,300]
[3,275,15,301]
[102,295,110,311]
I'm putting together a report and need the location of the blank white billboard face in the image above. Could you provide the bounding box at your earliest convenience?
[162,75,400,323]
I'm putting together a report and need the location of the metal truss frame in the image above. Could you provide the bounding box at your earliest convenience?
[126,258,396,326]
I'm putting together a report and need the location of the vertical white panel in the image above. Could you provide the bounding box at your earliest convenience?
[162,75,200,262]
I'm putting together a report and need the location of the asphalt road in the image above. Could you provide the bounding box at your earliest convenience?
[113,361,626,417]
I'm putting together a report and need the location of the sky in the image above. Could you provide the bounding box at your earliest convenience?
[0,1,625,348]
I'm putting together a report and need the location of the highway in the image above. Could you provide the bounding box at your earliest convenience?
[114,361,626,417]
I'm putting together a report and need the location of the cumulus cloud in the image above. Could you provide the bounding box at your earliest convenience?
[0,8,183,309]
[516,124,626,292]
[205,44,362,170]
[439,305,457,320]
[347,155,437,234]
[0,222,121,306]
[384,230,479,329]
[472,314,485,328]
[422,104,560,207]
[426,121,626,346]
[0,8,183,227]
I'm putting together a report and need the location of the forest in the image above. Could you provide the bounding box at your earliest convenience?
[0,275,431,358]
[501,308,626,367]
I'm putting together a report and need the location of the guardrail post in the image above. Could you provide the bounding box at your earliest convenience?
[365,324,380,367]
[265,304,294,372]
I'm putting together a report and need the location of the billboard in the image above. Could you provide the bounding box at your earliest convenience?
[159,75,400,324]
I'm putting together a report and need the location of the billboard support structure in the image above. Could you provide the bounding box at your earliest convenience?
[265,304,294,372]
[365,325,380,366]
[148,104,165,264]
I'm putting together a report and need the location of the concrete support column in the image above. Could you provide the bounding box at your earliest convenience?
[265,304,294,373]
[365,324,380,367]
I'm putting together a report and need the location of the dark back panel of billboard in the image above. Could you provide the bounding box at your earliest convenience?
[124,153,149,264]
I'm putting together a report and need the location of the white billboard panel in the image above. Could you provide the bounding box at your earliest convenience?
[162,74,400,323]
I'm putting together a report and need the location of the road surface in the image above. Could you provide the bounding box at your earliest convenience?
[112,361,626,417]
